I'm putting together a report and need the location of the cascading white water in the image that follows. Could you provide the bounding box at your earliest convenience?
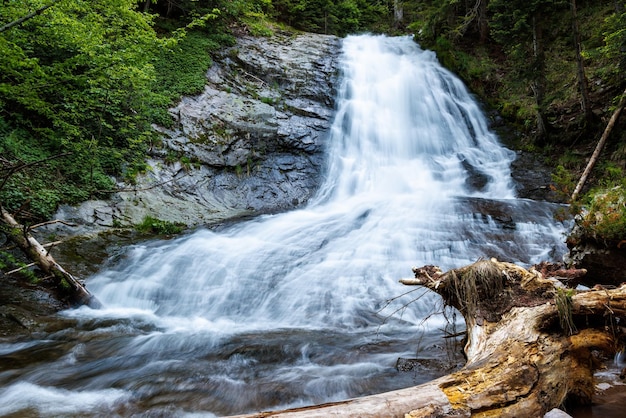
[0,35,569,417]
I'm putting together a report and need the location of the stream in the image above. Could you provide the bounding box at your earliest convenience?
[0,34,570,417]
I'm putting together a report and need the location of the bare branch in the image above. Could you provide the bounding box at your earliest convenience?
[0,0,62,33]
[4,262,37,276]
[0,152,72,191]
[28,220,77,231]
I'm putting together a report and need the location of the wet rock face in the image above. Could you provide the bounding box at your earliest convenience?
[566,241,626,287]
[52,32,341,234]
[564,213,626,287]
[509,150,563,202]
[0,275,65,337]
[165,32,339,168]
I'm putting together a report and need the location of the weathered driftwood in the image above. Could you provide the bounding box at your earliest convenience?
[1,205,100,307]
[231,258,624,418]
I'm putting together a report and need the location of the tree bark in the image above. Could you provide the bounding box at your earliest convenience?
[392,0,404,30]
[1,206,100,307]
[230,259,624,417]
[571,87,626,201]
[572,0,593,122]
[477,0,488,43]
[532,13,548,142]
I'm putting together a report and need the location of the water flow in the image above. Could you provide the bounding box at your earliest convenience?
[0,35,569,417]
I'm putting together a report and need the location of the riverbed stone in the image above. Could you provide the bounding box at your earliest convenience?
[543,408,573,418]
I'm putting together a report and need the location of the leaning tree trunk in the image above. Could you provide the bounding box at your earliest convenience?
[571,87,626,201]
[1,206,99,307]
[230,259,623,417]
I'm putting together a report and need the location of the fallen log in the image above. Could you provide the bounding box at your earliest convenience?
[231,258,624,417]
[1,205,100,307]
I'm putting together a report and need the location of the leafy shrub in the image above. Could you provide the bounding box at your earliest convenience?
[136,216,185,235]
[550,165,576,201]
[574,186,626,244]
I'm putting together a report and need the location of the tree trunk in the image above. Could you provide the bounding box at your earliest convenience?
[393,0,404,29]
[532,13,548,142]
[571,87,626,201]
[477,0,488,43]
[572,0,593,122]
[230,259,623,417]
[455,0,488,42]
[1,206,100,307]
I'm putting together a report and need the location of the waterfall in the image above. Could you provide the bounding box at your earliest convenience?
[0,35,569,417]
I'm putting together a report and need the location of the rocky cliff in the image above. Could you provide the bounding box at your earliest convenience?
[53,32,341,235]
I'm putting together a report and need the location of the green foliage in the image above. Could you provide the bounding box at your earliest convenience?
[136,215,185,235]
[0,118,106,219]
[408,1,460,47]
[0,0,168,218]
[612,139,626,162]
[599,161,624,185]
[0,1,235,220]
[0,251,39,282]
[575,185,626,244]
[489,0,569,47]
[151,30,230,126]
[551,165,576,201]
[271,0,389,36]
[557,150,583,170]
[598,5,626,82]
[242,12,275,36]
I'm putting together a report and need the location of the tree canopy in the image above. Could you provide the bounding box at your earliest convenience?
[0,0,231,219]
[1,0,165,217]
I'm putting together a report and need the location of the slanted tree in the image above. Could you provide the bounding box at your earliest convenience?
[0,205,99,307]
